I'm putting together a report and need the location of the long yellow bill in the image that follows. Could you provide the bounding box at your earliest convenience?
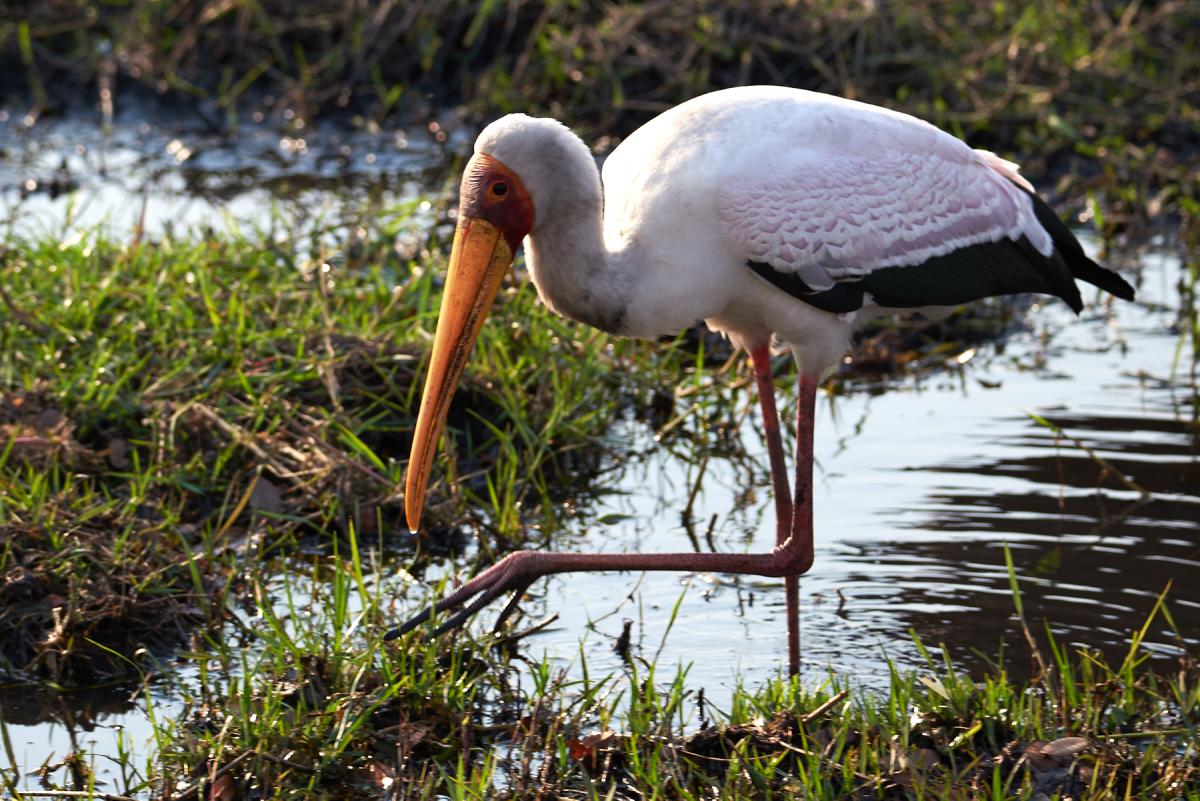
[405,217,513,532]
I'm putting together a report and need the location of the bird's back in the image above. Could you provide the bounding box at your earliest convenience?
[602,86,963,236]
[602,86,1131,323]
[596,87,1132,374]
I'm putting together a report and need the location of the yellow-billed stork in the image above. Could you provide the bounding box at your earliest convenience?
[388,86,1135,676]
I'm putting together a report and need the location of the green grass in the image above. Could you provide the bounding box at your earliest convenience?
[0,206,690,681]
[3,212,1192,798]
[8,532,1194,799]
[2,150,1195,801]
[3,3,1199,794]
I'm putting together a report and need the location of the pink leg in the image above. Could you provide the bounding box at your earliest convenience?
[750,345,794,539]
[386,533,817,639]
[787,373,820,677]
[751,345,800,678]
[385,361,818,648]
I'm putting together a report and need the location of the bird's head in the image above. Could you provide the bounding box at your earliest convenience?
[405,116,578,533]
[405,115,599,532]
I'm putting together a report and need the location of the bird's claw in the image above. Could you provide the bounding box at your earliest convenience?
[384,552,537,641]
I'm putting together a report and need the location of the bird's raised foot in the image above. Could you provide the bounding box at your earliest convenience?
[382,543,814,643]
[384,551,539,641]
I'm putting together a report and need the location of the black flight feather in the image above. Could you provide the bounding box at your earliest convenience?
[1020,186,1136,302]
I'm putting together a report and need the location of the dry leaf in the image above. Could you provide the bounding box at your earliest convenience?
[35,408,62,431]
[1024,740,1057,771]
[250,476,284,514]
[1041,736,1089,763]
[568,730,617,761]
[209,773,236,801]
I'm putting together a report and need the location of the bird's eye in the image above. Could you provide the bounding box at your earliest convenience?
[491,181,508,197]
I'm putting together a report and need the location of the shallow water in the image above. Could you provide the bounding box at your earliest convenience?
[2,108,1197,789]
[0,99,460,239]
[493,246,1197,699]
[0,106,462,789]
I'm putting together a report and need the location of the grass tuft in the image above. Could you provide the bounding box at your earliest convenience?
[0,218,682,681]
[137,572,1200,800]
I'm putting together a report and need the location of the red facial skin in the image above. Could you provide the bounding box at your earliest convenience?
[458,153,535,251]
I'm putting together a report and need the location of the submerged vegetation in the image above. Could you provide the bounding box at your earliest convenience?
[1,0,1199,798]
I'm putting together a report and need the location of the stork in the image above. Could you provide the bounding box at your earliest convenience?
[386,86,1134,676]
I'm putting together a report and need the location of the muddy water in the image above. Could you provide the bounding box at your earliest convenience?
[2,108,1197,787]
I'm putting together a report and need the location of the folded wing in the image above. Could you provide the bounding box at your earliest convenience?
[719,146,1132,314]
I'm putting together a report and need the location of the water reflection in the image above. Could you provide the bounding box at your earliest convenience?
[0,680,161,789]
[856,401,1200,677]
[0,682,136,728]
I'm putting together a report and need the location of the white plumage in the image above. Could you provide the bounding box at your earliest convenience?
[608,88,1050,287]
[719,150,1051,280]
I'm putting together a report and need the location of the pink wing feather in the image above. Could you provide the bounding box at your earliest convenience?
[718,147,1052,293]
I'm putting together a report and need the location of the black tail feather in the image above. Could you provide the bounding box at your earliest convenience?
[1025,189,1136,303]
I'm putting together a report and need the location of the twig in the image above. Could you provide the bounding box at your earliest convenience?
[493,613,560,648]
[213,470,263,540]
[1027,411,1151,499]
[682,452,709,525]
[11,793,136,801]
[292,421,392,488]
[189,403,318,498]
[1099,728,1193,740]
[801,689,850,725]
[260,751,317,773]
